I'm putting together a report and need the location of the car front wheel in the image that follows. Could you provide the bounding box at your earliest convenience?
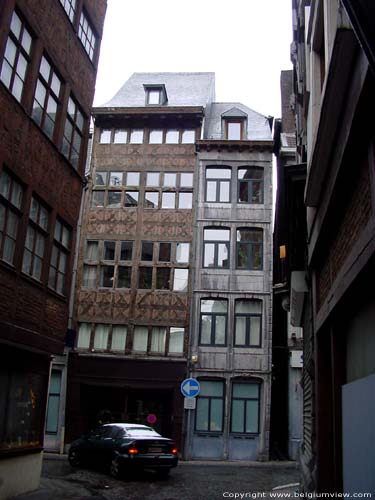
[68,449,82,467]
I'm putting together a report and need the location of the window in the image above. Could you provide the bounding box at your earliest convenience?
[120,241,132,261]
[130,129,144,144]
[100,264,114,287]
[156,268,170,289]
[205,167,231,202]
[180,173,193,187]
[77,323,91,348]
[176,242,189,263]
[150,327,166,353]
[107,191,121,208]
[48,219,71,295]
[226,120,243,140]
[203,228,230,268]
[234,300,262,347]
[144,191,159,209]
[109,171,123,186]
[238,168,264,204]
[111,325,127,351]
[125,191,139,207]
[118,266,131,288]
[166,130,179,144]
[95,171,107,186]
[236,228,263,270]
[181,130,195,144]
[196,380,224,432]
[125,172,140,186]
[168,327,184,354]
[114,129,127,143]
[0,11,32,103]
[91,190,105,208]
[159,242,171,262]
[78,10,97,61]
[99,129,111,143]
[133,326,148,352]
[0,170,23,265]
[22,197,49,281]
[59,0,77,23]
[146,172,160,187]
[162,192,175,209]
[145,86,166,106]
[138,266,152,289]
[199,299,227,346]
[32,56,62,140]
[141,241,154,261]
[45,370,61,434]
[178,192,192,209]
[163,173,177,187]
[231,382,260,433]
[94,324,109,350]
[62,96,85,169]
[149,130,163,144]
[173,268,188,292]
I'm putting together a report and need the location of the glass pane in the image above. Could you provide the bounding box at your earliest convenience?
[149,130,163,144]
[100,265,114,287]
[158,242,171,262]
[85,240,98,260]
[235,317,246,345]
[16,54,27,80]
[114,129,127,143]
[233,383,259,399]
[141,242,153,261]
[126,172,140,186]
[180,172,193,187]
[156,268,170,290]
[107,191,121,208]
[117,266,131,288]
[94,324,109,349]
[33,256,43,280]
[252,181,263,203]
[206,181,217,202]
[147,90,160,104]
[4,38,17,66]
[133,326,148,351]
[236,300,262,314]
[246,400,259,433]
[46,394,60,434]
[231,400,244,432]
[181,130,195,144]
[120,241,132,260]
[3,236,15,263]
[125,191,139,207]
[95,172,107,188]
[238,168,263,180]
[210,399,223,431]
[10,12,22,39]
[166,130,179,144]
[178,192,192,209]
[252,243,263,270]
[100,129,111,143]
[238,181,249,202]
[169,328,184,353]
[130,129,143,144]
[0,171,11,198]
[91,191,105,208]
[109,172,123,186]
[196,399,209,431]
[206,168,231,179]
[12,75,23,101]
[10,181,23,209]
[35,233,45,257]
[200,381,224,397]
[103,241,116,260]
[217,243,229,268]
[0,203,5,231]
[201,300,227,313]
[150,327,166,352]
[144,192,158,208]
[200,315,212,344]
[83,265,96,288]
[250,316,261,345]
[215,315,226,345]
[58,251,67,273]
[7,211,18,238]
[237,243,248,269]
[49,370,61,393]
[204,228,230,241]
[227,122,241,140]
[39,206,49,230]
[62,226,70,248]
[146,172,160,187]
[34,80,46,107]
[138,267,152,289]
[176,242,189,263]
[111,326,127,351]
[51,73,61,97]
[219,181,230,202]
[163,173,176,187]
[0,60,12,88]
[40,56,51,82]
[22,248,32,272]
[173,268,188,292]
[237,229,263,242]
[21,28,32,55]
[162,192,175,209]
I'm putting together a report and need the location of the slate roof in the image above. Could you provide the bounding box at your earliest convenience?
[204,102,272,141]
[101,72,216,108]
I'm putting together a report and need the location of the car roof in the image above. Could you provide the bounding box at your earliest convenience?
[102,423,153,430]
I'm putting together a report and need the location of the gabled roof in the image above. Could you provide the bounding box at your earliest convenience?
[100,72,216,108]
[204,102,272,141]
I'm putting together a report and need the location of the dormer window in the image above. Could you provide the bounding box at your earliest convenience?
[222,107,248,141]
[144,84,167,106]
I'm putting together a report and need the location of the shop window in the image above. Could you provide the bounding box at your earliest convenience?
[199,299,227,346]
[231,382,260,433]
[195,380,224,432]
[236,228,263,270]
[238,167,264,204]
[0,170,23,265]
[205,167,231,202]
[234,300,262,347]
[203,227,230,268]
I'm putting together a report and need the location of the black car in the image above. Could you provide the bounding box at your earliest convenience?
[68,423,178,479]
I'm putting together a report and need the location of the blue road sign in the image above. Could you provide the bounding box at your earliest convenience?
[181,378,200,398]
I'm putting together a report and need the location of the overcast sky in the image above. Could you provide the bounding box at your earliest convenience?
[93,0,293,119]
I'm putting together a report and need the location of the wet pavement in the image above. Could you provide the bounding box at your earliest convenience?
[12,454,300,500]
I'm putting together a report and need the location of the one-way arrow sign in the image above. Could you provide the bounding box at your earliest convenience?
[181,378,200,398]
